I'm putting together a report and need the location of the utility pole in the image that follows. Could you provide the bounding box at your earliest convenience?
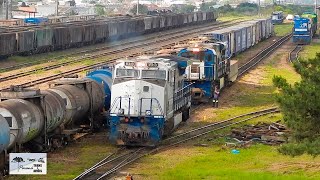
[258,0,261,17]
[5,0,8,20]
[315,0,317,13]
[136,0,139,15]
[56,0,59,16]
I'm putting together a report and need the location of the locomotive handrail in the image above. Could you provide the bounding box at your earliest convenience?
[139,98,164,116]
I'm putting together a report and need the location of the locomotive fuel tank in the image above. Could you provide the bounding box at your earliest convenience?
[0,99,44,149]
[0,115,10,152]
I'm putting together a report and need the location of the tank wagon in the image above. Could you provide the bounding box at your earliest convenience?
[272,11,285,24]
[293,12,317,44]
[0,11,218,58]
[0,69,112,175]
[109,55,192,146]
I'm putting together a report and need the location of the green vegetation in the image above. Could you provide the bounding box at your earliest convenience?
[218,3,313,17]
[95,4,106,16]
[300,43,320,60]
[171,4,196,14]
[274,5,313,15]
[274,24,293,36]
[134,145,320,180]
[273,53,320,156]
[130,4,149,15]
[199,1,216,11]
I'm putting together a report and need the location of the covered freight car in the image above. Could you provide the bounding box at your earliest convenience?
[0,33,16,57]
[0,11,218,58]
[53,27,70,50]
[34,28,54,53]
[16,30,35,55]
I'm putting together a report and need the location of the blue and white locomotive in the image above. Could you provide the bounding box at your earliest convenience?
[271,11,284,24]
[293,12,318,44]
[177,42,238,104]
[109,55,192,146]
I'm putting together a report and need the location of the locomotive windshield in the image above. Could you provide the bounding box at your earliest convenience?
[180,51,205,61]
[141,70,166,80]
[116,69,139,78]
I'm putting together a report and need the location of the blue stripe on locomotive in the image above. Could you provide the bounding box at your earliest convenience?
[109,116,165,146]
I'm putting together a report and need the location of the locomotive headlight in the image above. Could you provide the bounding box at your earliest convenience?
[118,108,124,115]
[202,74,206,79]
[146,110,151,116]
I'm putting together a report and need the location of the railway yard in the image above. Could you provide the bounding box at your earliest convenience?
[1,11,320,180]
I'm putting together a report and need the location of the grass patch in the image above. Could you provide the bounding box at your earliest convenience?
[135,145,320,180]
[274,23,293,36]
[218,15,262,22]
[300,42,320,60]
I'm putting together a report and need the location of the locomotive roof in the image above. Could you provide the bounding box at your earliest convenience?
[116,55,189,69]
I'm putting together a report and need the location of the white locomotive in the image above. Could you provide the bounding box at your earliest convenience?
[109,55,192,146]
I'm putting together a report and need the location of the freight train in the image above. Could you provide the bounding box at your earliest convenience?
[108,55,192,146]
[293,12,318,44]
[272,11,285,24]
[0,69,112,175]
[175,18,273,103]
[0,11,218,58]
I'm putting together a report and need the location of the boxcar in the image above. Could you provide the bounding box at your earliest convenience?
[144,16,153,33]
[16,30,35,54]
[69,25,84,47]
[159,16,166,29]
[35,28,54,53]
[0,33,16,57]
[230,27,242,54]
[94,23,109,43]
[53,27,70,50]
[83,24,95,45]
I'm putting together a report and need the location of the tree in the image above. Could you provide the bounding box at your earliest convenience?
[217,4,233,14]
[273,53,320,156]
[181,4,196,13]
[200,1,216,11]
[95,5,105,15]
[130,4,149,15]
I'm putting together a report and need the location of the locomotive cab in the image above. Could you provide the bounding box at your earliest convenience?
[109,55,191,146]
[177,43,231,103]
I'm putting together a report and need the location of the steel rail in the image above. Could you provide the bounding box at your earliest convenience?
[238,33,292,76]
[93,108,280,179]
[0,21,228,72]
[0,21,245,90]
[288,45,303,62]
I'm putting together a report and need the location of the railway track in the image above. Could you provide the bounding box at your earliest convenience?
[238,33,293,76]
[0,21,219,72]
[73,33,288,179]
[0,20,236,73]
[288,45,303,62]
[75,107,279,180]
[0,21,246,90]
